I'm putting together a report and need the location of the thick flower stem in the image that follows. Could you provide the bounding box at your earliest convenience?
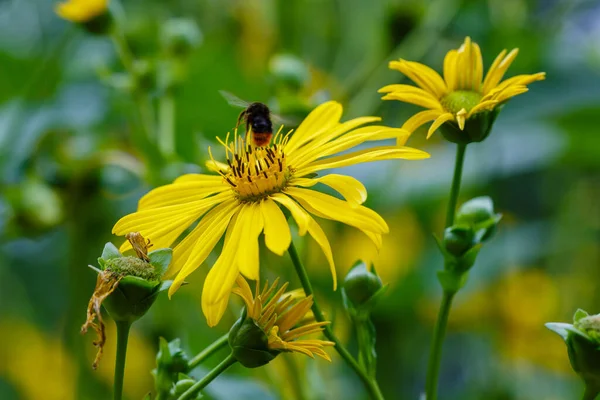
[424,291,455,400]
[187,334,229,371]
[177,354,237,400]
[445,144,467,227]
[288,242,384,400]
[113,321,131,400]
[425,143,467,400]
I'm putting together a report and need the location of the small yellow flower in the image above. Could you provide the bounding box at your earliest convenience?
[55,0,108,23]
[112,101,429,326]
[232,276,334,361]
[379,37,545,140]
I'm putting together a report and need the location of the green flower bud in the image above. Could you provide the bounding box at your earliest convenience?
[439,108,501,145]
[269,54,310,91]
[442,226,475,257]
[547,309,600,397]
[153,337,190,394]
[161,18,203,57]
[173,375,197,397]
[228,309,278,368]
[342,261,387,319]
[455,196,502,243]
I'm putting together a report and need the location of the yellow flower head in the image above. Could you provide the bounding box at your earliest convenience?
[112,101,429,326]
[55,0,108,23]
[379,36,545,141]
[232,276,334,361]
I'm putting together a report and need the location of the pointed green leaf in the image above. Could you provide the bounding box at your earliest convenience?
[575,309,590,323]
[101,242,122,261]
[148,248,173,277]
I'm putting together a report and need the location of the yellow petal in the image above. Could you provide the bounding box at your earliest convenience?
[261,199,292,255]
[237,203,263,280]
[401,109,445,134]
[305,214,337,289]
[138,182,228,209]
[291,126,408,170]
[482,48,519,95]
[165,199,239,280]
[456,108,467,130]
[291,174,367,206]
[199,207,250,326]
[427,112,455,139]
[173,174,224,184]
[388,59,447,98]
[287,116,380,166]
[381,92,443,111]
[295,146,430,176]
[467,100,498,118]
[285,101,343,153]
[443,49,459,91]
[285,187,388,234]
[270,193,310,236]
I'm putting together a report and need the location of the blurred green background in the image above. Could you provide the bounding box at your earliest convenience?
[1,0,599,399]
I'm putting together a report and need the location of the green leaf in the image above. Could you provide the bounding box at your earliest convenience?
[575,309,590,323]
[101,242,122,261]
[148,248,173,277]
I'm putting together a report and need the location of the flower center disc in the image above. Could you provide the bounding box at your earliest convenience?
[219,135,290,202]
[441,90,482,114]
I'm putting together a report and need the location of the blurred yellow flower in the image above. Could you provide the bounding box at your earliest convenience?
[379,36,545,138]
[55,0,108,23]
[113,101,429,326]
[0,320,76,400]
[233,276,334,360]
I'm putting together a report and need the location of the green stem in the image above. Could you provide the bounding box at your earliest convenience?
[425,143,467,400]
[178,354,237,400]
[113,321,131,400]
[424,291,455,400]
[187,334,229,371]
[445,144,467,227]
[288,242,384,400]
[158,92,176,157]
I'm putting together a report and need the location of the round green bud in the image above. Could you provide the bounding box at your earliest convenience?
[343,262,383,309]
[228,311,278,368]
[173,378,196,397]
[443,226,475,257]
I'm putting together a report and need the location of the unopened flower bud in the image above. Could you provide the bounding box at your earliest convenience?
[55,0,113,35]
[342,261,387,318]
[455,196,502,242]
[153,337,190,394]
[173,376,197,397]
[442,226,475,257]
[547,309,600,397]
[228,310,278,368]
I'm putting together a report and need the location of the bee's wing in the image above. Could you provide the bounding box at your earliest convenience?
[271,113,301,127]
[219,90,250,108]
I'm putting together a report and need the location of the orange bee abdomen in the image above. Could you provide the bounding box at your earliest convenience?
[252,132,273,147]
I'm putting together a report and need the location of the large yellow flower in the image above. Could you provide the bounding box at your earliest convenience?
[55,0,108,23]
[379,37,545,140]
[112,101,429,326]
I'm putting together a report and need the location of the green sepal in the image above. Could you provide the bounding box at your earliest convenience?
[157,280,174,293]
[228,309,278,368]
[148,248,173,277]
[102,276,161,323]
[436,270,469,293]
[439,108,501,144]
[575,309,590,323]
[101,242,122,262]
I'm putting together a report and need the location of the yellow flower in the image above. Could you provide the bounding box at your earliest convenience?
[232,276,334,361]
[112,101,429,326]
[55,0,108,23]
[379,36,545,141]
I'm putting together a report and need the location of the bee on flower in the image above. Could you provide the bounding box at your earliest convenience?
[379,36,545,144]
[112,101,429,326]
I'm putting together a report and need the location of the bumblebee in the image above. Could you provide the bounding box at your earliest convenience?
[236,102,273,147]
